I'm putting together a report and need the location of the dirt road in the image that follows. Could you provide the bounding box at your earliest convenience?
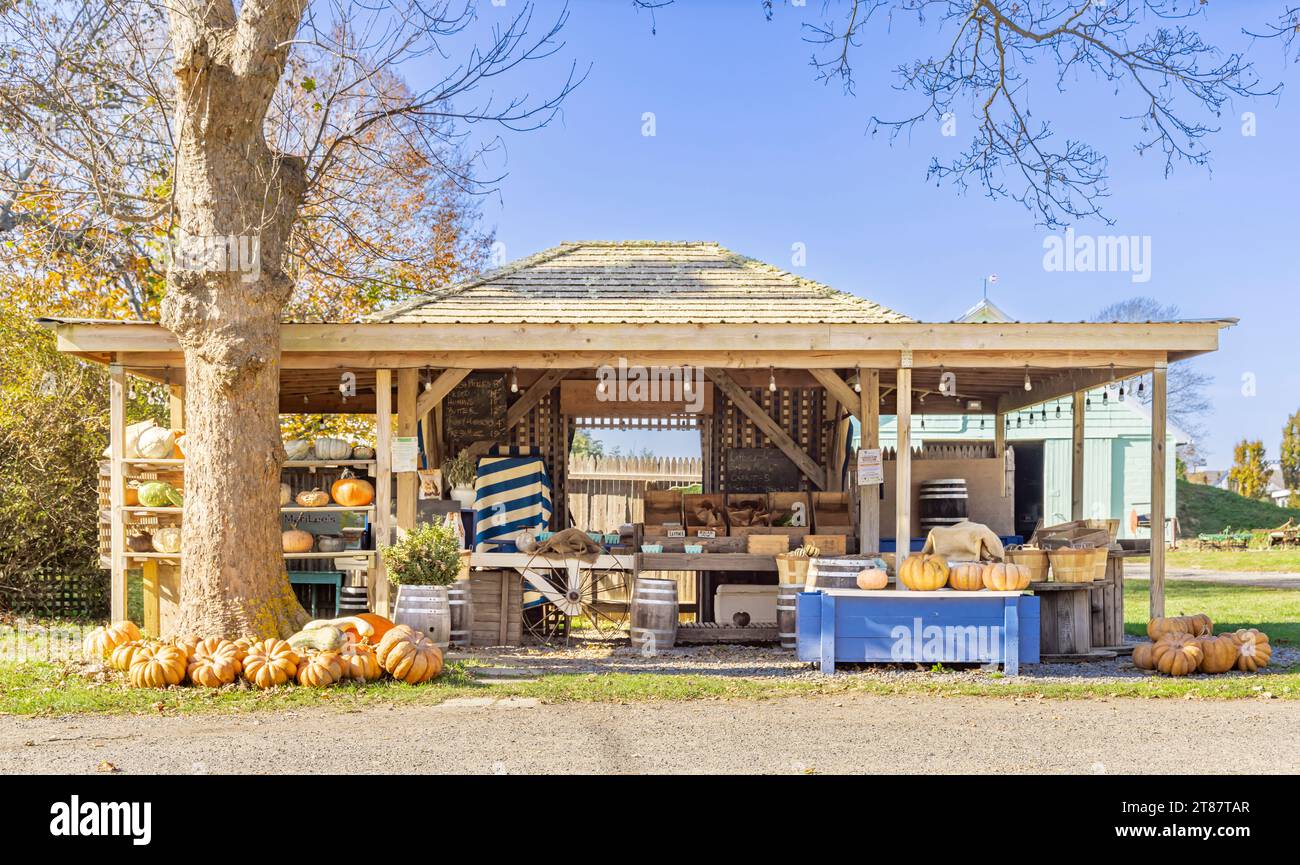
[4,694,1297,774]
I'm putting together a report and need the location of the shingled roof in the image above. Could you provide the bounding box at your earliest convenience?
[374,240,912,324]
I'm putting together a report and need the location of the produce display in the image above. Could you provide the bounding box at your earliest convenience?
[187,639,243,688]
[283,440,312,460]
[282,523,315,553]
[297,651,347,687]
[1229,629,1272,672]
[1147,614,1213,640]
[339,643,382,682]
[376,625,444,685]
[295,488,331,508]
[331,470,375,507]
[109,640,150,672]
[946,562,984,591]
[151,526,182,554]
[135,426,176,460]
[981,562,1031,591]
[242,639,301,688]
[1151,633,1203,676]
[82,620,142,660]
[1194,634,1239,674]
[1132,616,1271,677]
[313,437,352,461]
[128,644,188,688]
[898,554,949,591]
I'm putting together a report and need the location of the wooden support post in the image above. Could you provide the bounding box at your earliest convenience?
[1071,391,1086,521]
[142,559,159,635]
[1149,363,1168,619]
[995,409,1007,496]
[397,369,419,533]
[168,385,185,430]
[109,363,127,622]
[895,366,912,564]
[373,369,393,616]
[859,369,881,554]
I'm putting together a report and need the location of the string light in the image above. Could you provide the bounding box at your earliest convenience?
[937,365,948,396]
[1023,365,1032,392]
[979,416,985,430]
[852,367,862,394]
[1138,379,1145,396]
[1118,381,1126,402]
[1086,394,1092,409]
[768,366,777,393]
[1055,403,1062,419]
[510,368,519,394]
[1041,406,1047,422]
[1102,390,1109,406]
[683,372,693,394]
[597,378,607,395]
[423,366,432,392]
[1016,414,1022,428]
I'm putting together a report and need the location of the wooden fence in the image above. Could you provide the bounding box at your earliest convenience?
[566,456,702,534]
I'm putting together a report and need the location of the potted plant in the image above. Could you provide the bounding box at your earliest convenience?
[382,521,469,645]
[441,454,477,509]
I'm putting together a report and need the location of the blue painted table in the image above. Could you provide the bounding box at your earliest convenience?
[796,589,1040,675]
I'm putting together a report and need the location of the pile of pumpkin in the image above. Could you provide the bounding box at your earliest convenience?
[1131,614,1272,676]
[859,554,1032,592]
[81,614,445,689]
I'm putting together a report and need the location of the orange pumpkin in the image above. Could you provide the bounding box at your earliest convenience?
[354,613,397,642]
[947,562,985,591]
[331,470,375,508]
[128,644,188,688]
[1147,614,1213,640]
[242,639,300,688]
[297,651,346,687]
[981,562,1031,591]
[1228,629,1272,672]
[855,568,889,590]
[110,640,151,672]
[169,633,202,661]
[1132,641,1156,670]
[376,625,444,684]
[339,644,383,682]
[83,620,142,660]
[1152,633,1203,676]
[1195,634,1239,674]
[898,555,948,591]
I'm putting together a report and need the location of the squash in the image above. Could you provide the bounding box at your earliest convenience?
[282,527,315,554]
[331,470,375,508]
[375,625,443,684]
[1152,633,1204,676]
[288,625,348,653]
[280,482,292,506]
[170,633,202,661]
[193,637,243,671]
[136,426,176,460]
[1228,629,1272,672]
[313,437,352,461]
[947,562,985,591]
[297,651,346,687]
[1132,641,1157,670]
[855,568,889,590]
[295,488,331,508]
[242,639,300,688]
[351,444,375,460]
[981,562,1031,592]
[110,640,150,672]
[354,613,396,642]
[82,620,142,660]
[187,639,243,688]
[124,481,141,507]
[128,644,187,688]
[1147,614,1213,640]
[302,615,377,640]
[152,526,182,554]
[138,481,183,508]
[283,439,312,461]
[1195,634,1240,674]
[339,644,382,682]
[172,431,186,458]
[898,554,949,591]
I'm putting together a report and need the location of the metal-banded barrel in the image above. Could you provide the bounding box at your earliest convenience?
[339,586,369,614]
[448,580,474,649]
[776,583,800,650]
[630,577,678,655]
[391,585,451,650]
[919,478,969,534]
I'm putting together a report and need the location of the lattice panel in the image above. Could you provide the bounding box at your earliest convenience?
[713,387,830,492]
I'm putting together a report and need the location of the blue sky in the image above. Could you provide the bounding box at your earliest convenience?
[427,2,1300,464]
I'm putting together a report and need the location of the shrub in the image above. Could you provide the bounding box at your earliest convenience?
[382,521,464,586]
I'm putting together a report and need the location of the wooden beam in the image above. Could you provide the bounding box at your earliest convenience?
[373,370,393,616]
[997,366,1143,414]
[1150,364,1168,619]
[705,369,827,490]
[859,369,881,554]
[895,367,913,566]
[415,368,471,419]
[995,411,1007,496]
[809,369,862,422]
[397,369,419,533]
[168,385,185,429]
[109,363,127,623]
[1071,391,1086,521]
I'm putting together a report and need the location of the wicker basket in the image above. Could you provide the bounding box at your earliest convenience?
[1048,547,1107,583]
[1004,546,1050,582]
[775,553,812,586]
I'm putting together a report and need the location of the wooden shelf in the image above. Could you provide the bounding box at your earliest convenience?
[284,551,377,559]
[284,460,376,469]
[281,505,374,513]
[122,506,182,515]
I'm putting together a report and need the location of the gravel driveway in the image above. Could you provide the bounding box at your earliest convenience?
[4,693,1297,774]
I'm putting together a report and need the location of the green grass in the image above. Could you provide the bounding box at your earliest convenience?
[1177,478,1300,536]
[1131,548,1300,574]
[1124,578,1300,645]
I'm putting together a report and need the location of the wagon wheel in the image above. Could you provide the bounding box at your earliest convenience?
[520,554,631,646]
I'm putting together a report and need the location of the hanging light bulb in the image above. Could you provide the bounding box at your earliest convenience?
[1016,414,1022,428]
[937,365,947,396]
[1040,406,1047,422]
[1102,390,1109,406]
[852,367,862,394]
[920,414,926,430]
[683,371,693,394]
[303,394,309,405]
[510,368,519,394]
[1023,365,1032,391]
[979,416,985,430]
[423,366,432,392]
[597,378,608,395]
[1055,403,1062,419]
[1138,379,1145,395]
[768,366,776,393]
[1118,381,1126,402]
[1005,416,1011,430]
[1086,394,1092,409]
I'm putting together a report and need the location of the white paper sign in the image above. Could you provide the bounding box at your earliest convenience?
[857,448,883,486]
[391,436,420,474]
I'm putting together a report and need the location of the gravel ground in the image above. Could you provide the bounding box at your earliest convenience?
[4,693,1298,774]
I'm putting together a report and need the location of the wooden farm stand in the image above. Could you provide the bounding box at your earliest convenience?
[47,241,1231,648]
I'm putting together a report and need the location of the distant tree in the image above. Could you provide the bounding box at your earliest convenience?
[1281,410,1300,491]
[1228,440,1270,501]
[570,430,605,459]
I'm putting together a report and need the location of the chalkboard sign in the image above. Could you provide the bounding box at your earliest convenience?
[724,447,803,493]
[445,373,508,451]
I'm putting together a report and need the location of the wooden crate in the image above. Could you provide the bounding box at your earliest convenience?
[642,489,684,538]
[723,494,771,534]
[811,491,852,535]
[468,568,523,646]
[747,534,791,555]
[683,494,727,537]
[802,534,847,556]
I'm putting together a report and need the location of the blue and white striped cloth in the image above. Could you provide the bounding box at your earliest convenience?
[472,446,553,553]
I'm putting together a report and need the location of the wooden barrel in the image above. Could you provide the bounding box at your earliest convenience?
[390,585,451,650]
[448,580,474,649]
[630,578,678,654]
[776,583,799,650]
[919,478,968,534]
[338,586,369,614]
[806,555,886,590]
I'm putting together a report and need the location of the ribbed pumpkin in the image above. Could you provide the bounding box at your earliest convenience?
[187,648,241,688]
[981,562,1031,591]
[295,488,331,508]
[109,640,151,672]
[282,527,315,553]
[82,620,142,660]
[855,568,889,590]
[947,562,985,591]
[296,651,346,687]
[1195,634,1240,674]
[313,437,352,461]
[1147,614,1213,640]
[170,633,202,661]
[339,644,382,682]
[128,644,188,688]
[376,625,444,684]
[1132,641,1157,670]
[898,555,949,591]
[1228,629,1272,672]
[242,639,300,688]
[1152,633,1204,676]
[330,470,375,507]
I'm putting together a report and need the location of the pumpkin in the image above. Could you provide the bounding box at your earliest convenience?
[1152,633,1204,676]
[295,488,331,508]
[136,426,176,460]
[170,633,202,661]
[982,562,1031,592]
[376,625,444,684]
[128,644,187,688]
[313,437,352,461]
[297,651,346,687]
[82,620,141,660]
[124,481,140,507]
[283,527,315,554]
[351,445,376,460]
[280,482,292,506]
[354,614,396,642]
[288,625,348,653]
[339,644,382,682]
[303,616,378,640]
[331,470,375,507]
[283,439,312,461]
[193,638,243,672]
[110,640,151,672]
[1132,641,1157,670]
[173,431,186,458]
[138,481,183,508]
[898,554,949,591]
[242,639,300,688]
[152,526,182,554]
[1195,634,1240,674]
[187,640,241,687]
[1228,629,1272,672]
[855,568,889,590]
[947,562,985,591]
[1147,614,1213,640]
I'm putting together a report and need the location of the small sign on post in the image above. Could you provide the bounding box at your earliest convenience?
[856,448,883,486]
[391,436,420,474]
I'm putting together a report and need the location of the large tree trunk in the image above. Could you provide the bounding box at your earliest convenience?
[161,0,311,638]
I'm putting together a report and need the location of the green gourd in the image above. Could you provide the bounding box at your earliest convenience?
[137,481,183,508]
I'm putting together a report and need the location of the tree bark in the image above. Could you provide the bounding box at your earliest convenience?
[161,0,310,638]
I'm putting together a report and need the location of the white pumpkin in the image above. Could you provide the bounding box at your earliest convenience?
[351,444,375,460]
[136,426,176,460]
[280,482,292,507]
[313,437,352,461]
[152,526,182,554]
[283,440,312,461]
